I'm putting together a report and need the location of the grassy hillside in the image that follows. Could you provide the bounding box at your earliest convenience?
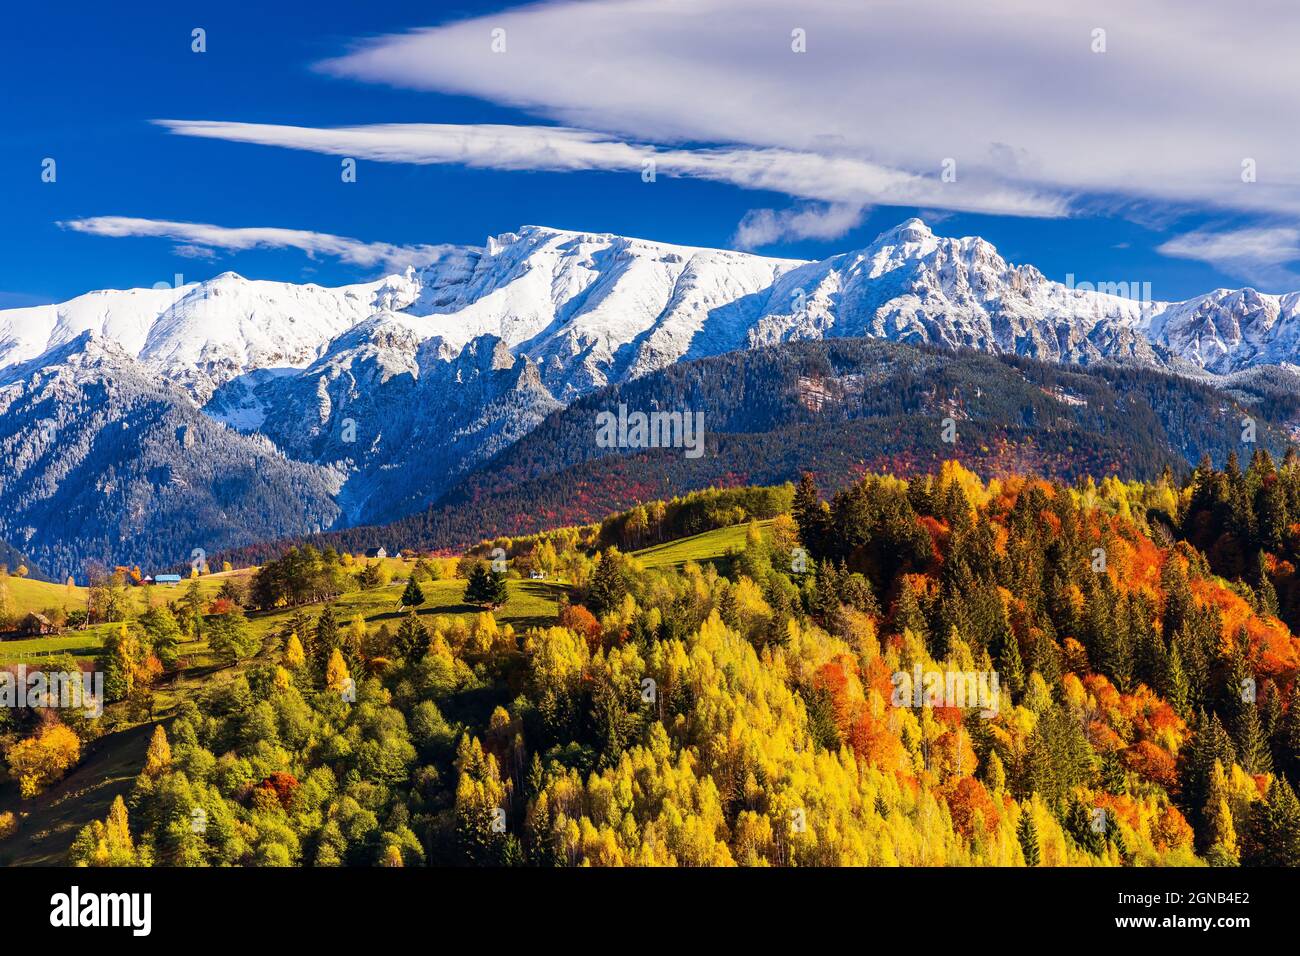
[2,556,416,621]
[2,570,252,616]
[0,721,157,866]
[633,520,772,569]
[2,575,87,617]
[0,566,563,665]
[0,570,255,665]
[237,576,566,646]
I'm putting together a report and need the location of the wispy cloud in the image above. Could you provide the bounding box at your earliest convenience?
[59,216,461,272]
[171,243,220,261]
[1157,226,1300,287]
[155,119,1066,231]
[309,0,1300,224]
[733,203,867,249]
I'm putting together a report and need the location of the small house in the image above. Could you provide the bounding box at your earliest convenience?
[530,571,546,580]
[364,547,388,560]
[15,612,56,637]
[154,573,183,585]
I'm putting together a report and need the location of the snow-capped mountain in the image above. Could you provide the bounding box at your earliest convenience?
[0,332,342,576]
[10,217,1298,402]
[6,217,1300,575]
[0,270,429,402]
[247,318,561,525]
[1143,288,1300,374]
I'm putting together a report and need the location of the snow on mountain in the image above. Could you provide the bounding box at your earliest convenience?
[744,219,1161,367]
[0,331,341,577]
[1141,288,1300,374]
[0,270,428,402]
[405,225,802,397]
[239,315,561,524]
[9,217,1300,568]
[7,218,1300,401]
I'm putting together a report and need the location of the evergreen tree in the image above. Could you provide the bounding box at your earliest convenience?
[718,582,740,631]
[1132,595,1165,690]
[1234,699,1273,775]
[893,575,928,642]
[400,577,426,609]
[838,565,880,616]
[811,562,840,619]
[1101,748,1127,795]
[1022,705,1095,809]
[309,605,341,682]
[585,551,629,616]
[394,611,430,662]
[1253,551,1280,618]
[1180,710,1237,850]
[792,472,827,558]
[1065,796,1105,856]
[182,579,204,639]
[984,749,1007,794]
[1273,683,1300,788]
[1017,807,1040,866]
[997,624,1025,699]
[1261,679,1283,742]
[1109,824,1131,864]
[1161,642,1191,716]
[1245,777,1300,867]
[357,563,381,590]
[465,563,510,609]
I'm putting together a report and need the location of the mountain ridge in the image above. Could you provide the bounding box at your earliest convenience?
[10,217,1300,391]
[8,218,1300,575]
[214,336,1299,565]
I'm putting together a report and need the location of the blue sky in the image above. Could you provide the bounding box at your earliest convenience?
[5,0,1299,307]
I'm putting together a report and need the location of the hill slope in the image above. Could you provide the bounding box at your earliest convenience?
[225,336,1295,561]
[0,334,342,579]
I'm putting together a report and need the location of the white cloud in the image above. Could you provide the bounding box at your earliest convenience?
[172,243,220,261]
[60,217,461,272]
[155,119,1065,228]
[733,203,866,248]
[1157,226,1300,287]
[311,0,1300,221]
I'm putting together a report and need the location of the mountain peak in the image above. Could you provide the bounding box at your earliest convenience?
[875,217,935,244]
[492,223,768,262]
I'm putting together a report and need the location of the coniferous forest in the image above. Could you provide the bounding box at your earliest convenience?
[10,455,1298,869]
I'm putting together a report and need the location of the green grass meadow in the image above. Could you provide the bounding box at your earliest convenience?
[632,519,773,569]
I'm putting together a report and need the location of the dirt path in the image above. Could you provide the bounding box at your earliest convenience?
[0,721,158,866]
